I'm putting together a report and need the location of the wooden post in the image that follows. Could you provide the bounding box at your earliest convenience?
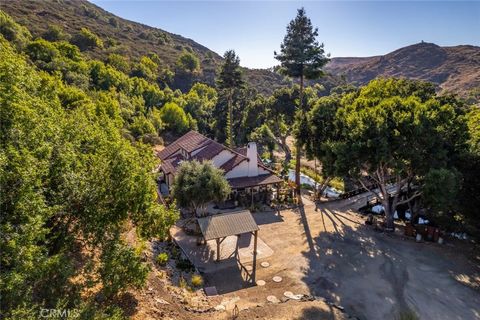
[252,230,258,283]
[216,238,220,262]
[251,188,254,207]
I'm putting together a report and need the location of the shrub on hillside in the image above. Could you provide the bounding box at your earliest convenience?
[72,27,103,51]
[43,24,69,42]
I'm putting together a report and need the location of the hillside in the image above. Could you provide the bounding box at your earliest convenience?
[325,42,480,96]
[0,0,306,94]
[3,1,478,98]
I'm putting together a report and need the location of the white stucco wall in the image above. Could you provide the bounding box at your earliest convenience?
[211,150,234,168]
[224,160,250,179]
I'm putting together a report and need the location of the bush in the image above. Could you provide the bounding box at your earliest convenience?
[179,276,187,288]
[191,274,203,287]
[26,39,59,63]
[72,27,103,51]
[0,11,31,48]
[43,24,69,42]
[156,252,169,266]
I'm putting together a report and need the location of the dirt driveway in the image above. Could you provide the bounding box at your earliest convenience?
[207,194,480,320]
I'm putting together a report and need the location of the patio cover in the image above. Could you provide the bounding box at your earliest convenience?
[198,210,259,241]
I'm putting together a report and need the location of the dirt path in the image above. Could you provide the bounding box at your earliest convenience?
[209,196,480,320]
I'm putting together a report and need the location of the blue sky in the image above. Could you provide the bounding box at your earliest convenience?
[91,1,480,68]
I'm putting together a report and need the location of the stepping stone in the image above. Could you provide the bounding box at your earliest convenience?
[256,280,266,286]
[261,262,270,268]
[267,295,280,304]
[245,265,253,272]
[272,276,282,283]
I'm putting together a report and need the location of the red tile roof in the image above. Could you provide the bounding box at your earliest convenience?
[162,154,183,174]
[158,131,280,187]
[192,141,224,162]
[220,154,247,172]
[157,131,211,160]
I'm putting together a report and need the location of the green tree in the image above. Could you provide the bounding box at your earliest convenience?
[333,79,467,230]
[0,34,177,317]
[129,115,156,138]
[217,50,245,148]
[176,51,200,73]
[171,161,231,217]
[265,87,299,162]
[159,102,189,134]
[250,124,276,160]
[306,96,343,195]
[183,83,218,134]
[275,8,329,201]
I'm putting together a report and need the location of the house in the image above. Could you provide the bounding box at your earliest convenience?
[157,131,283,202]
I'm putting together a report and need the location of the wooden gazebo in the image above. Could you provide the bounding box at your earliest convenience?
[197,210,259,262]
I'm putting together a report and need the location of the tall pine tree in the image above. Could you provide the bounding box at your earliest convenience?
[275,8,329,202]
[217,50,244,148]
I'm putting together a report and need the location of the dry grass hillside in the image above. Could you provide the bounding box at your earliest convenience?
[325,42,480,97]
[3,1,478,97]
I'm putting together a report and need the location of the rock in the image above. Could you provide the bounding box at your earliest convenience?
[214,305,226,311]
[272,276,282,283]
[284,291,303,300]
[261,262,270,268]
[155,297,170,305]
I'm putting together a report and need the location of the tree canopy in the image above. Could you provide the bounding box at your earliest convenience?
[307,78,469,229]
[171,161,231,217]
[217,50,245,147]
[0,30,178,318]
[275,7,329,200]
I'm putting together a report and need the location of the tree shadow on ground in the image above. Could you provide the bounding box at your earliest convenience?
[294,306,336,320]
[115,292,139,317]
[300,203,413,319]
[298,202,480,320]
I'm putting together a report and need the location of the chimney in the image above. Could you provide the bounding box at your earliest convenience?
[247,142,259,177]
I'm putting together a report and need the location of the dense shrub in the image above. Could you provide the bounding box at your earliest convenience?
[43,24,69,41]
[72,27,103,51]
[0,10,31,48]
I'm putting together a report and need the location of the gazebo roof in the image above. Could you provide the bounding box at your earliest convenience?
[197,210,259,241]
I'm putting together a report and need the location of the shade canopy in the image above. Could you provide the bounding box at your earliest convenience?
[198,210,259,241]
